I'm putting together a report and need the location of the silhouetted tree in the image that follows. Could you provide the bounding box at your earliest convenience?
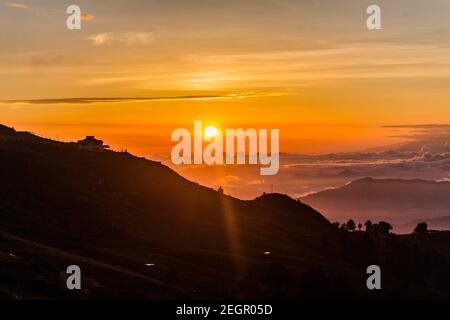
[414,222,428,234]
[357,223,362,231]
[218,186,224,195]
[378,221,393,234]
[340,223,347,231]
[372,223,379,233]
[332,222,340,229]
[346,219,356,232]
[364,220,373,232]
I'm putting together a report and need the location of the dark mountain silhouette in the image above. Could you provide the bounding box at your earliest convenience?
[301,177,450,233]
[1,125,450,299]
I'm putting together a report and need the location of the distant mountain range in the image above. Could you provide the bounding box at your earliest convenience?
[1,124,450,299]
[301,177,450,233]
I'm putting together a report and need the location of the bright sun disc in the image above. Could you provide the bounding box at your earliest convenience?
[205,125,218,138]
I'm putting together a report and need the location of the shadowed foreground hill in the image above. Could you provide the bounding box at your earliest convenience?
[1,125,450,299]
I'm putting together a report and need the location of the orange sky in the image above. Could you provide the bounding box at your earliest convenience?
[1,0,450,157]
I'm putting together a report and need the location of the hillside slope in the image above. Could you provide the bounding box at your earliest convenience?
[1,125,450,299]
[0,125,343,298]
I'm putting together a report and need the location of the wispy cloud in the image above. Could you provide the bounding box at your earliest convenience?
[81,12,95,21]
[383,124,450,129]
[87,32,155,46]
[383,124,450,140]
[1,92,278,105]
[4,2,29,9]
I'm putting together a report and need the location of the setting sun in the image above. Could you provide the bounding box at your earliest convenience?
[0,0,449,304]
[204,125,219,138]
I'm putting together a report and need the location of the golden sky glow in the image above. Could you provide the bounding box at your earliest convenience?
[1,0,450,156]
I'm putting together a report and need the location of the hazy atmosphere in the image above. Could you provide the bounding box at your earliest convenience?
[1,0,450,303]
[1,0,450,155]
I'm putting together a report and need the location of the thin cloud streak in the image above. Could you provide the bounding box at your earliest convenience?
[1,92,282,105]
[383,124,450,129]
[383,124,450,141]
[4,2,29,9]
[81,13,95,21]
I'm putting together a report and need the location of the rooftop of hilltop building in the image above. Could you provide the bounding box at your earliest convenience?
[77,136,104,146]
[77,136,110,151]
